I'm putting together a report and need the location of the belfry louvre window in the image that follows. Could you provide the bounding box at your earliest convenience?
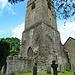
[32,2,35,10]
[48,2,51,10]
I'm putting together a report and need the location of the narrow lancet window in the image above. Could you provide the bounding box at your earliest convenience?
[32,2,35,10]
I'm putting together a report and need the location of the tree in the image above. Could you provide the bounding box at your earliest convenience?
[0,37,20,71]
[1,37,21,56]
[0,40,10,71]
[8,0,75,20]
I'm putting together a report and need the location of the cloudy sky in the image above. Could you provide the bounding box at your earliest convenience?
[0,0,75,44]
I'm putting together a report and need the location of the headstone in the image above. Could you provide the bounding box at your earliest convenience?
[51,60,58,75]
[61,64,65,73]
[74,71,75,75]
[60,65,61,70]
[71,64,74,72]
[33,63,37,75]
[66,63,70,71]
[47,66,51,74]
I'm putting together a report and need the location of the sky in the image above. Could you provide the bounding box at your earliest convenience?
[0,0,75,44]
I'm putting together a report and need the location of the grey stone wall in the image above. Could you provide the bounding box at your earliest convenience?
[19,0,68,73]
[3,0,69,74]
[25,0,57,30]
[19,21,65,72]
[64,37,75,69]
[6,56,33,74]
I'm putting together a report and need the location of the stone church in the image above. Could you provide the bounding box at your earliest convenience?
[1,0,75,74]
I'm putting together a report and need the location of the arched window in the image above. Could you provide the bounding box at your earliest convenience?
[27,47,33,58]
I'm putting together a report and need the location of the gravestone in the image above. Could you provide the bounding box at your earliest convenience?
[66,63,70,71]
[60,65,61,70]
[61,64,65,73]
[71,64,74,72]
[47,66,51,74]
[74,72,75,75]
[33,63,37,75]
[51,60,58,75]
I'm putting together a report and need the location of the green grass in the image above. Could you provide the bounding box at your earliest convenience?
[16,71,74,75]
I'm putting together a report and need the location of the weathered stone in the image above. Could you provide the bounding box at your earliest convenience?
[61,64,65,73]
[3,0,75,74]
[71,64,74,72]
[4,56,33,74]
[1,66,4,74]
[64,37,75,68]
[65,63,70,71]
[47,66,51,74]
[19,0,63,73]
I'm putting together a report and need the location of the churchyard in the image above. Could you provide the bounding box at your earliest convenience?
[16,61,74,75]
[0,0,75,75]
[16,71,74,75]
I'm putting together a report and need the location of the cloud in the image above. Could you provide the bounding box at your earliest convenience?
[0,0,16,15]
[58,21,75,44]
[0,0,7,8]
[12,23,24,39]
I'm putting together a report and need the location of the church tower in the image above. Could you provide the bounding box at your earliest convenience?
[19,0,62,72]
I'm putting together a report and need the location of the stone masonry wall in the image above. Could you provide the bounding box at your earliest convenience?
[6,56,33,74]
[25,0,57,30]
[3,0,68,74]
[19,21,65,72]
[64,38,75,69]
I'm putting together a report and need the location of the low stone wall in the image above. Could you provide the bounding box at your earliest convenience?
[1,53,68,75]
[5,56,33,75]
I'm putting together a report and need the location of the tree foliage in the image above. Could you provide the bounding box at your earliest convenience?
[8,0,24,4]
[8,0,75,20]
[52,0,75,20]
[1,37,21,56]
[0,37,20,71]
[0,40,10,71]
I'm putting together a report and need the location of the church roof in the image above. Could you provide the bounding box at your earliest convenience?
[64,37,75,46]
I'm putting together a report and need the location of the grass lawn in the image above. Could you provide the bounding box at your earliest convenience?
[16,71,74,75]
